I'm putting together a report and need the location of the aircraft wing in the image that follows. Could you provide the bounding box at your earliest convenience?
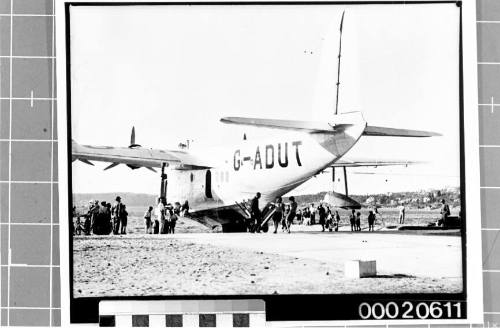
[331,158,422,168]
[72,140,211,170]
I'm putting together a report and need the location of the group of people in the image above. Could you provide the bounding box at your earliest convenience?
[143,198,189,234]
[74,192,453,235]
[301,203,342,232]
[246,192,387,233]
[348,209,379,232]
[73,196,129,235]
[249,193,347,233]
[269,195,298,233]
[74,196,190,236]
[304,204,381,232]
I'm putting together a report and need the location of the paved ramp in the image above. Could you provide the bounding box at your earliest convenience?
[170,232,462,279]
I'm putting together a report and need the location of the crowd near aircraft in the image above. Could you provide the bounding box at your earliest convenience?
[71,13,441,231]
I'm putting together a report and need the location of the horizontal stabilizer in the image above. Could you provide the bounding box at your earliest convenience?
[332,158,423,168]
[363,126,441,137]
[220,116,351,133]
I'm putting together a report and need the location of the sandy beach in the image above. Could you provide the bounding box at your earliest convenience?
[73,230,462,297]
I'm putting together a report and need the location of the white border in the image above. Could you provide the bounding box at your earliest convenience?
[56,0,483,326]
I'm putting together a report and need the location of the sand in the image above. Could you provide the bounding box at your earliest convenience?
[73,232,462,297]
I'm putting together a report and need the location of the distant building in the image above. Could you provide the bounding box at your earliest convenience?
[366,196,376,205]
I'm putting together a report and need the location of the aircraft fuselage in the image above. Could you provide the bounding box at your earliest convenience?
[167,112,367,209]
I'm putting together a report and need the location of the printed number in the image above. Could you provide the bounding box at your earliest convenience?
[372,303,385,320]
[416,303,430,319]
[359,302,371,319]
[454,302,462,318]
[359,302,399,320]
[385,302,399,319]
[402,301,414,319]
[430,302,443,318]
[359,301,462,320]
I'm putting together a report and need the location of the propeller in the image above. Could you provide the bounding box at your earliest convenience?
[101,126,155,172]
[129,126,141,148]
[78,158,94,166]
[104,162,119,170]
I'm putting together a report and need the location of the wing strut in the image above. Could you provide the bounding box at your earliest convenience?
[160,162,168,203]
[343,166,348,197]
[335,11,345,115]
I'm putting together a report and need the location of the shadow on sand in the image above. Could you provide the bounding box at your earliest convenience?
[370,273,416,279]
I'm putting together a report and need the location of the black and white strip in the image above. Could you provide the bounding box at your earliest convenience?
[99,300,265,327]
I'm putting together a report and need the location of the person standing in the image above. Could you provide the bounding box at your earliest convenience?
[285,196,297,233]
[303,207,310,225]
[318,204,326,232]
[282,205,290,231]
[174,202,181,216]
[296,209,303,225]
[334,210,341,232]
[106,203,112,234]
[181,200,190,217]
[440,199,450,228]
[170,207,178,234]
[144,206,153,234]
[111,196,123,235]
[399,204,406,224]
[250,192,262,233]
[164,206,172,234]
[272,197,284,234]
[120,204,128,234]
[326,206,333,232]
[155,197,165,234]
[96,201,108,235]
[349,209,356,232]
[75,216,83,235]
[356,211,361,231]
[309,203,316,225]
[90,200,100,235]
[368,210,376,231]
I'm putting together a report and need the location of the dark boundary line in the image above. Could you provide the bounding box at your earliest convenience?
[67,1,458,5]
[458,1,467,311]
[64,1,467,323]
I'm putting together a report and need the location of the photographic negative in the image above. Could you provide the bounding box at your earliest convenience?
[56,0,483,324]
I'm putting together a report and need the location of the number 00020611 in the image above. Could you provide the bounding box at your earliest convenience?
[358,301,463,320]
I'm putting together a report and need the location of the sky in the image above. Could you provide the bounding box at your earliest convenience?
[69,3,461,195]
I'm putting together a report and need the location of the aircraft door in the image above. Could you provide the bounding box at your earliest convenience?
[205,170,213,198]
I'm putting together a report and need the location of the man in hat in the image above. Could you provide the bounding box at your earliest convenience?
[285,196,297,233]
[111,196,123,235]
[120,204,128,234]
[250,192,262,232]
[440,199,451,228]
[155,197,165,234]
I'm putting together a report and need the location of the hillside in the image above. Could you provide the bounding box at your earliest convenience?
[73,192,158,207]
[73,187,460,209]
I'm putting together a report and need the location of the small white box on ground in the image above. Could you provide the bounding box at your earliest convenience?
[344,260,377,278]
